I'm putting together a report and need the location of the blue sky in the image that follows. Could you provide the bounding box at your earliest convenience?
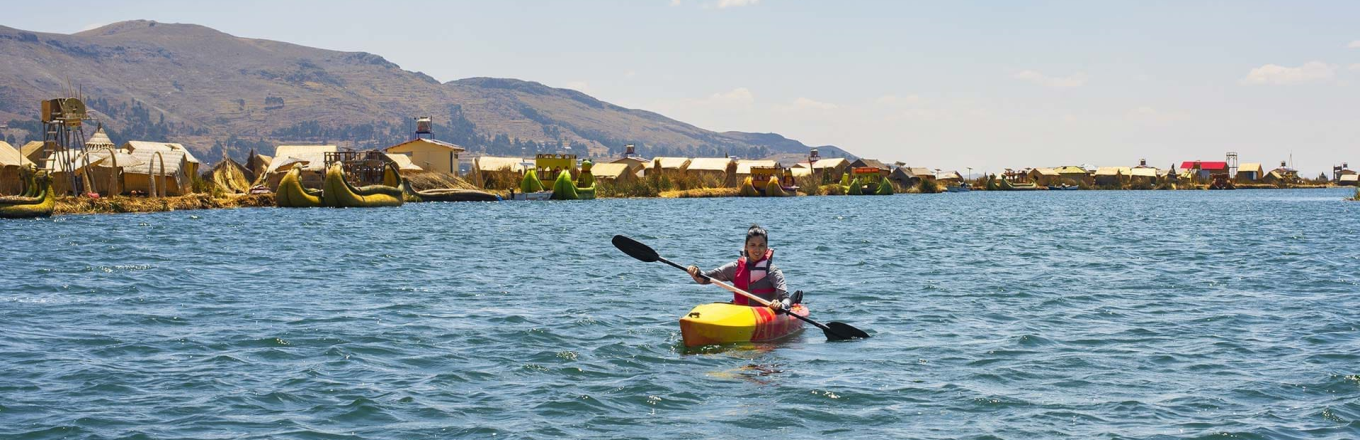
[6,0,1359,175]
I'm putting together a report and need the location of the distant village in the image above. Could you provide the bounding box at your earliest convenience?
[4,127,1358,200]
[3,105,1358,218]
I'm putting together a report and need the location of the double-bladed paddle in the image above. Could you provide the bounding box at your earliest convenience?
[612,234,870,342]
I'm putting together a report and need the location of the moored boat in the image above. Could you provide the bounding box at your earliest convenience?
[679,302,808,347]
[0,169,56,219]
[275,168,323,208]
[321,162,404,208]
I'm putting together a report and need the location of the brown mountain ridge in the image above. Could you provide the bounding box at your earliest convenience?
[0,20,856,164]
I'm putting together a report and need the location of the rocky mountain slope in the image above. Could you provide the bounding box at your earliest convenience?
[0,20,855,163]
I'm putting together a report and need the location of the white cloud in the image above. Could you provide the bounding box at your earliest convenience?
[1012,70,1087,88]
[781,97,839,112]
[706,87,755,105]
[670,0,682,6]
[886,108,942,122]
[1239,61,1335,85]
[875,94,922,106]
[1349,40,1360,49]
[80,22,108,32]
[1350,63,1360,72]
[717,0,760,8]
[644,88,759,132]
[624,70,638,79]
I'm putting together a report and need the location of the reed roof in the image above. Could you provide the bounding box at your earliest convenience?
[86,128,116,149]
[735,159,778,175]
[1130,167,1159,178]
[1095,166,1131,176]
[476,156,527,172]
[590,163,634,179]
[686,157,734,172]
[20,141,44,162]
[124,148,187,176]
[125,141,200,165]
[904,167,935,178]
[850,158,889,170]
[651,157,690,170]
[384,153,423,171]
[812,158,849,170]
[0,141,33,167]
[274,145,337,159]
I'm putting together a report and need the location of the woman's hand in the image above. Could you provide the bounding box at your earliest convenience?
[687,265,705,283]
[767,300,785,313]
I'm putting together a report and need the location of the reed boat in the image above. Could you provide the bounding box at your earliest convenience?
[274,168,323,208]
[0,169,56,219]
[320,162,404,208]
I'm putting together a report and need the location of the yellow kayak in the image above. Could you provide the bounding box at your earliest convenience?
[679,303,808,347]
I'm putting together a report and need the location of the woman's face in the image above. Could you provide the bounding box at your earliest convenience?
[745,235,768,258]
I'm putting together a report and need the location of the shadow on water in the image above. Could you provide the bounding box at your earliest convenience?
[674,335,803,385]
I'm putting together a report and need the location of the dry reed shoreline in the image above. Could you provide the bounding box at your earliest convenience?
[40,182,1349,217]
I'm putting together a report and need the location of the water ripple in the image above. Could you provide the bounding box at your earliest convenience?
[1,189,1358,438]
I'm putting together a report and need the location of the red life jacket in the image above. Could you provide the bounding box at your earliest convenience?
[733,249,775,306]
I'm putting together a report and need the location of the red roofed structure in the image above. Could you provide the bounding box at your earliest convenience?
[1181,161,1230,181]
[1181,161,1228,171]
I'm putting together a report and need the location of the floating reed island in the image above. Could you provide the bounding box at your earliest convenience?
[2,117,1356,218]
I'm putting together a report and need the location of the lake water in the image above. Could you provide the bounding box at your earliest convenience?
[2,189,1359,439]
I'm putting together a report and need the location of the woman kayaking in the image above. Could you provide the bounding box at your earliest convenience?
[687,224,792,312]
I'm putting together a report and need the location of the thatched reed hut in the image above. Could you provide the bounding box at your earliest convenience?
[611,156,650,175]
[849,158,891,178]
[1130,167,1160,185]
[122,148,190,196]
[591,162,639,184]
[1236,163,1264,182]
[473,156,528,189]
[649,157,691,178]
[809,157,850,182]
[1027,168,1060,186]
[1055,166,1092,185]
[888,167,934,188]
[124,141,201,178]
[685,157,737,187]
[1094,167,1131,187]
[0,141,35,194]
[936,170,963,185]
[245,150,272,183]
[65,148,141,196]
[206,157,252,194]
[19,141,44,165]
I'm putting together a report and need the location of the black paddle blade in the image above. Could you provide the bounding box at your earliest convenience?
[612,235,659,263]
[823,322,871,341]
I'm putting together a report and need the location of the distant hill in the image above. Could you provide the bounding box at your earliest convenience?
[0,20,856,164]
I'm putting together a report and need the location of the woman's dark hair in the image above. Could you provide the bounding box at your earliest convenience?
[745,224,768,244]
